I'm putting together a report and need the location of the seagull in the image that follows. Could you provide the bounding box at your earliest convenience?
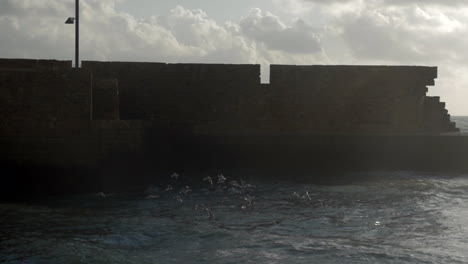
[203,176,213,185]
[241,195,255,209]
[217,174,227,184]
[229,180,241,188]
[193,204,214,220]
[244,195,255,204]
[175,196,184,203]
[228,187,242,194]
[144,184,161,194]
[170,173,180,181]
[204,208,214,220]
[146,194,160,199]
[165,184,174,191]
[240,179,255,188]
[305,191,312,200]
[179,185,192,195]
[240,179,247,186]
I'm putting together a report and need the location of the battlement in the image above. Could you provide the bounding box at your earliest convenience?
[82,61,455,134]
[0,59,458,135]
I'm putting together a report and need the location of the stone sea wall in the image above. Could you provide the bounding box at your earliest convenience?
[270,65,433,133]
[82,61,457,134]
[82,61,263,133]
[0,58,460,166]
[0,59,143,167]
[0,58,464,197]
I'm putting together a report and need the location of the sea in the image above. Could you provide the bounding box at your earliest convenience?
[1,117,468,264]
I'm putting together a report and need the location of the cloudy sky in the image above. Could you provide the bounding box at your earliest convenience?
[1,0,467,114]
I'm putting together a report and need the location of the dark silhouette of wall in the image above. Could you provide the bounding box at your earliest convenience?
[0,60,91,132]
[92,78,119,120]
[82,61,263,133]
[0,59,143,167]
[424,96,457,132]
[1,58,466,198]
[0,58,460,167]
[0,58,71,70]
[269,65,455,133]
[82,61,457,134]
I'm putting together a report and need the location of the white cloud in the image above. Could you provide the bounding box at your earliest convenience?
[272,0,468,114]
[0,0,468,114]
[239,8,322,54]
[0,0,327,82]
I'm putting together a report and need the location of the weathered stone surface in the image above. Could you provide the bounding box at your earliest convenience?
[0,58,463,193]
[0,58,72,70]
[269,65,440,133]
[81,61,456,134]
[93,78,119,120]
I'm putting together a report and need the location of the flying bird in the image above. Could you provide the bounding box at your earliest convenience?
[229,180,241,188]
[217,174,227,184]
[203,176,213,185]
[205,208,214,220]
[180,185,192,195]
[170,173,180,181]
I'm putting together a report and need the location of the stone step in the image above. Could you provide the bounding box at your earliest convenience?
[426,96,440,103]
[449,122,460,132]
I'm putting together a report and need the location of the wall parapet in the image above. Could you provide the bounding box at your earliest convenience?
[81,61,456,134]
[0,59,459,142]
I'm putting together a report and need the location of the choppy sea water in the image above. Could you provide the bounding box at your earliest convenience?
[2,117,468,264]
[453,116,468,133]
[3,171,468,264]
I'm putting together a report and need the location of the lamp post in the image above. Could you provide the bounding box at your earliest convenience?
[65,0,79,68]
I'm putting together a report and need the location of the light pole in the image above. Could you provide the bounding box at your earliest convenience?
[65,0,79,68]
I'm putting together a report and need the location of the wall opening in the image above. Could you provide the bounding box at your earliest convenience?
[260,64,270,84]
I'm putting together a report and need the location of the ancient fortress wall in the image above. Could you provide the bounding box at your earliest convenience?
[0,58,466,195]
[83,61,456,134]
[0,59,143,166]
[270,65,449,133]
[0,59,458,137]
[82,61,263,133]
[0,65,91,131]
[0,59,459,165]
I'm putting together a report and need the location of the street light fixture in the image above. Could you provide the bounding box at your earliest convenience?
[65,17,75,24]
[65,0,79,68]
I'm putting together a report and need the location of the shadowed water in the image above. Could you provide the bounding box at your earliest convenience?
[2,117,468,263]
[2,171,468,264]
